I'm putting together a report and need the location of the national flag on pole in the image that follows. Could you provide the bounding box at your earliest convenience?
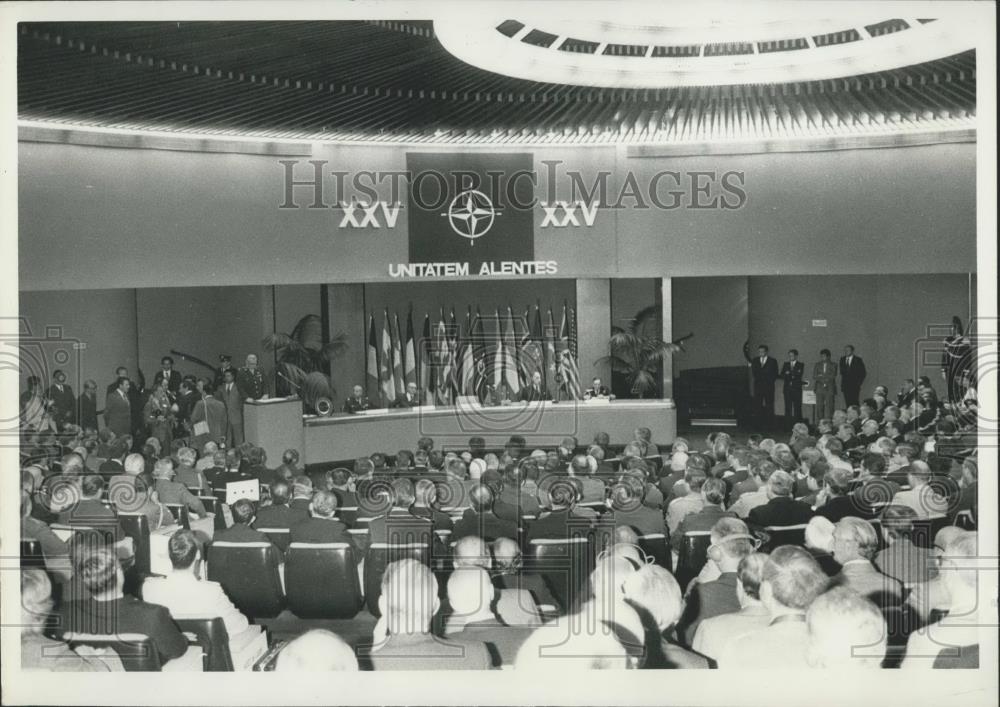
[519,304,543,388]
[447,308,460,397]
[558,303,582,399]
[392,313,405,397]
[473,307,487,398]
[460,307,476,395]
[404,307,416,386]
[380,309,395,405]
[366,314,380,402]
[420,314,432,397]
[493,307,505,393]
[504,307,521,395]
[434,313,452,405]
[545,307,558,399]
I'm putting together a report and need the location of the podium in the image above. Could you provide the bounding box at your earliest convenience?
[244,398,305,465]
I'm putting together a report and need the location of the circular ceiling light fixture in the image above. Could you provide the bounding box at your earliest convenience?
[433,7,975,87]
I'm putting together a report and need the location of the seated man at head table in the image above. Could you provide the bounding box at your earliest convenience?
[343,384,371,414]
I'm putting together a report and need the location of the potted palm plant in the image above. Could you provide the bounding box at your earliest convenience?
[596,305,689,398]
[263,314,347,412]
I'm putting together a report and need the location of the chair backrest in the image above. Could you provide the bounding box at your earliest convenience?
[364,542,431,617]
[285,542,363,619]
[198,495,217,515]
[64,632,162,671]
[175,616,233,671]
[954,509,976,531]
[525,536,594,613]
[165,503,191,530]
[911,515,950,549]
[637,533,673,572]
[761,524,809,551]
[676,531,713,591]
[206,542,285,618]
[337,506,359,528]
[116,512,152,577]
[21,538,44,568]
[255,527,291,553]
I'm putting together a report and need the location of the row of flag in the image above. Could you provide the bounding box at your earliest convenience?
[365,303,583,406]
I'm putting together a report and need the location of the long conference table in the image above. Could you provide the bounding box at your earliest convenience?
[245,398,677,465]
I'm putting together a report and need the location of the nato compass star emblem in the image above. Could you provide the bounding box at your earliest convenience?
[443,189,497,244]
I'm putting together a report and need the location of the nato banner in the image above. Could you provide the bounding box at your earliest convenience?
[405,153,535,272]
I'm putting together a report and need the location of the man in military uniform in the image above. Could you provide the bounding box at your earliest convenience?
[236,354,268,402]
[344,384,371,414]
[812,348,837,422]
[779,349,806,427]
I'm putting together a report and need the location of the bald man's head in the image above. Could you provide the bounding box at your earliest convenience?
[452,536,491,569]
[275,630,358,672]
[379,559,439,635]
[492,537,522,572]
[447,568,496,620]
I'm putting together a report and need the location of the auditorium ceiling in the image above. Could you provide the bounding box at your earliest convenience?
[18,19,976,145]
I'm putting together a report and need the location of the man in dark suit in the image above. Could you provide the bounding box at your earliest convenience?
[453,484,518,542]
[214,499,270,543]
[748,345,779,426]
[677,517,756,645]
[747,470,814,529]
[391,382,423,408]
[103,377,132,438]
[289,490,355,549]
[672,478,737,551]
[343,384,371,414]
[779,349,806,427]
[57,546,188,668]
[254,480,308,530]
[896,378,917,408]
[47,369,76,428]
[838,345,867,408]
[519,371,551,402]
[217,368,244,446]
[367,480,433,546]
[57,475,127,543]
[525,483,584,542]
[152,356,182,395]
[583,376,611,399]
[214,354,236,390]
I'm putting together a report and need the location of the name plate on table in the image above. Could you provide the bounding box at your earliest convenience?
[357,408,390,417]
[584,397,611,405]
[226,479,260,505]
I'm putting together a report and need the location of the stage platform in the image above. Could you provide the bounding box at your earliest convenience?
[245,398,676,465]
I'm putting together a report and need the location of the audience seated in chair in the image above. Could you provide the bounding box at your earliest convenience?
[729,458,776,518]
[214,499,270,544]
[143,529,264,670]
[611,474,667,538]
[254,480,308,531]
[717,546,829,668]
[875,505,939,585]
[453,483,518,541]
[691,553,770,660]
[152,458,207,519]
[831,517,904,605]
[366,479,433,546]
[805,587,887,668]
[620,564,712,668]
[446,568,536,667]
[891,461,950,518]
[57,545,196,670]
[672,478,736,552]
[288,490,356,550]
[902,531,980,669]
[369,559,491,670]
[747,470,814,530]
[677,517,757,645]
[21,568,123,672]
[274,629,358,672]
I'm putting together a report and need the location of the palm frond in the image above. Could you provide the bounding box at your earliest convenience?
[263,332,295,351]
[300,370,334,407]
[290,314,326,351]
[319,333,349,361]
[594,354,637,374]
